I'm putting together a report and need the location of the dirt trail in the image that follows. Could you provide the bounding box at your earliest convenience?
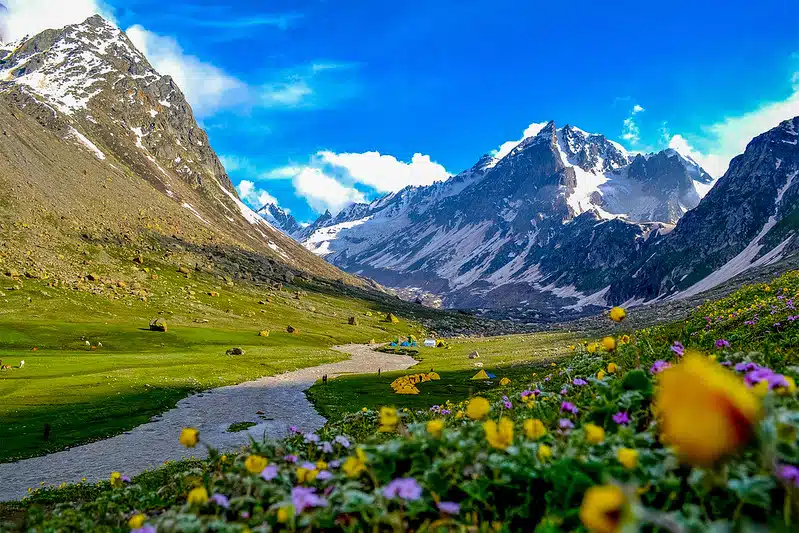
[0,344,416,502]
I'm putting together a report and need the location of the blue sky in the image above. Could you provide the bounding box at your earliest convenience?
[7,0,799,222]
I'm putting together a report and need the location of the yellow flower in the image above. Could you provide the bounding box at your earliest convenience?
[609,307,626,322]
[187,486,208,506]
[244,455,268,474]
[537,444,553,461]
[296,467,318,483]
[109,471,124,488]
[606,362,618,374]
[484,418,514,449]
[596,370,606,380]
[601,337,616,352]
[179,427,199,448]
[379,406,399,432]
[619,335,631,345]
[523,418,547,440]
[342,448,368,478]
[499,377,511,386]
[616,448,639,469]
[455,410,465,419]
[586,343,599,354]
[361,407,368,412]
[277,507,290,523]
[128,514,146,529]
[427,419,445,438]
[656,353,761,466]
[466,397,491,420]
[579,485,627,533]
[584,423,605,445]
[777,376,797,396]
[316,460,328,470]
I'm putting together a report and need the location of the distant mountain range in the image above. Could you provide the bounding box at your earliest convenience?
[262,119,799,313]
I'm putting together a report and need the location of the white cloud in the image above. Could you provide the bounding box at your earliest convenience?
[1,0,115,42]
[666,74,799,178]
[492,122,549,160]
[236,180,278,208]
[126,25,244,118]
[261,80,313,107]
[621,104,644,144]
[291,167,365,214]
[317,151,450,192]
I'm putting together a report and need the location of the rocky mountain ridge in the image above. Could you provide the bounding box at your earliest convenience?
[283,121,719,311]
[0,15,362,289]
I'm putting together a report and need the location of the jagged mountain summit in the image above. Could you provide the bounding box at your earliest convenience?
[0,15,360,285]
[289,122,717,310]
[257,203,304,237]
[608,116,799,305]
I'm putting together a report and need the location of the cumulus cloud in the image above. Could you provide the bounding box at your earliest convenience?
[621,104,645,144]
[666,73,799,178]
[317,151,450,192]
[1,0,114,42]
[126,25,245,118]
[492,122,549,160]
[291,167,365,214]
[236,180,279,208]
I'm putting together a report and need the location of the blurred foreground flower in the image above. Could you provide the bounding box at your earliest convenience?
[656,353,761,465]
[580,485,628,533]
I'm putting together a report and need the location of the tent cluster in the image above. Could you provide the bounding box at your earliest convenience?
[389,335,418,348]
[470,369,497,380]
[390,370,441,394]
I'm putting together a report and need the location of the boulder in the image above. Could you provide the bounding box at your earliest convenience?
[385,313,400,324]
[287,325,298,334]
[468,350,480,359]
[178,265,191,275]
[226,347,245,356]
[149,318,168,332]
[348,316,359,326]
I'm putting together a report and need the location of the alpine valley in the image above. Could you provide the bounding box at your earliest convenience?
[262,120,799,315]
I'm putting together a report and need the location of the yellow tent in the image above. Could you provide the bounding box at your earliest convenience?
[427,372,441,380]
[471,369,490,380]
[395,384,420,395]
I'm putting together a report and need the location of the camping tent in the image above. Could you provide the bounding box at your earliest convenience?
[471,369,490,380]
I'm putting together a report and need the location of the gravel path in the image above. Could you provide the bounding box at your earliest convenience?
[0,344,416,502]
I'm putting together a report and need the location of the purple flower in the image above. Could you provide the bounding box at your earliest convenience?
[292,486,328,513]
[560,401,578,414]
[300,462,316,470]
[735,361,760,372]
[132,527,156,533]
[573,378,588,386]
[304,433,320,443]
[289,425,300,433]
[558,418,574,430]
[383,478,423,501]
[521,390,534,400]
[240,512,250,519]
[503,400,513,409]
[670,341,684,357]
[319,441,334,454]
[714,339,730,349]
[744,368,775,387]
[437,501,461,514]
[316,470,333,481]
[649,360,671,374]
[284,454,298,463]
[334,435,351,448]
[210,493,230,509]
[260,464,278,481]
[533,389,542,396]
[441,409,451,415]
[121,475,131,483]
[778,465,799,487]
[612,412,630,425]
[560,388,569,395]
[328,460,341,469]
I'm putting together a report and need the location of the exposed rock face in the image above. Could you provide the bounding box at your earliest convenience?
[607,117,799,304]
[0,15,357,286]
[288,122,711,310]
